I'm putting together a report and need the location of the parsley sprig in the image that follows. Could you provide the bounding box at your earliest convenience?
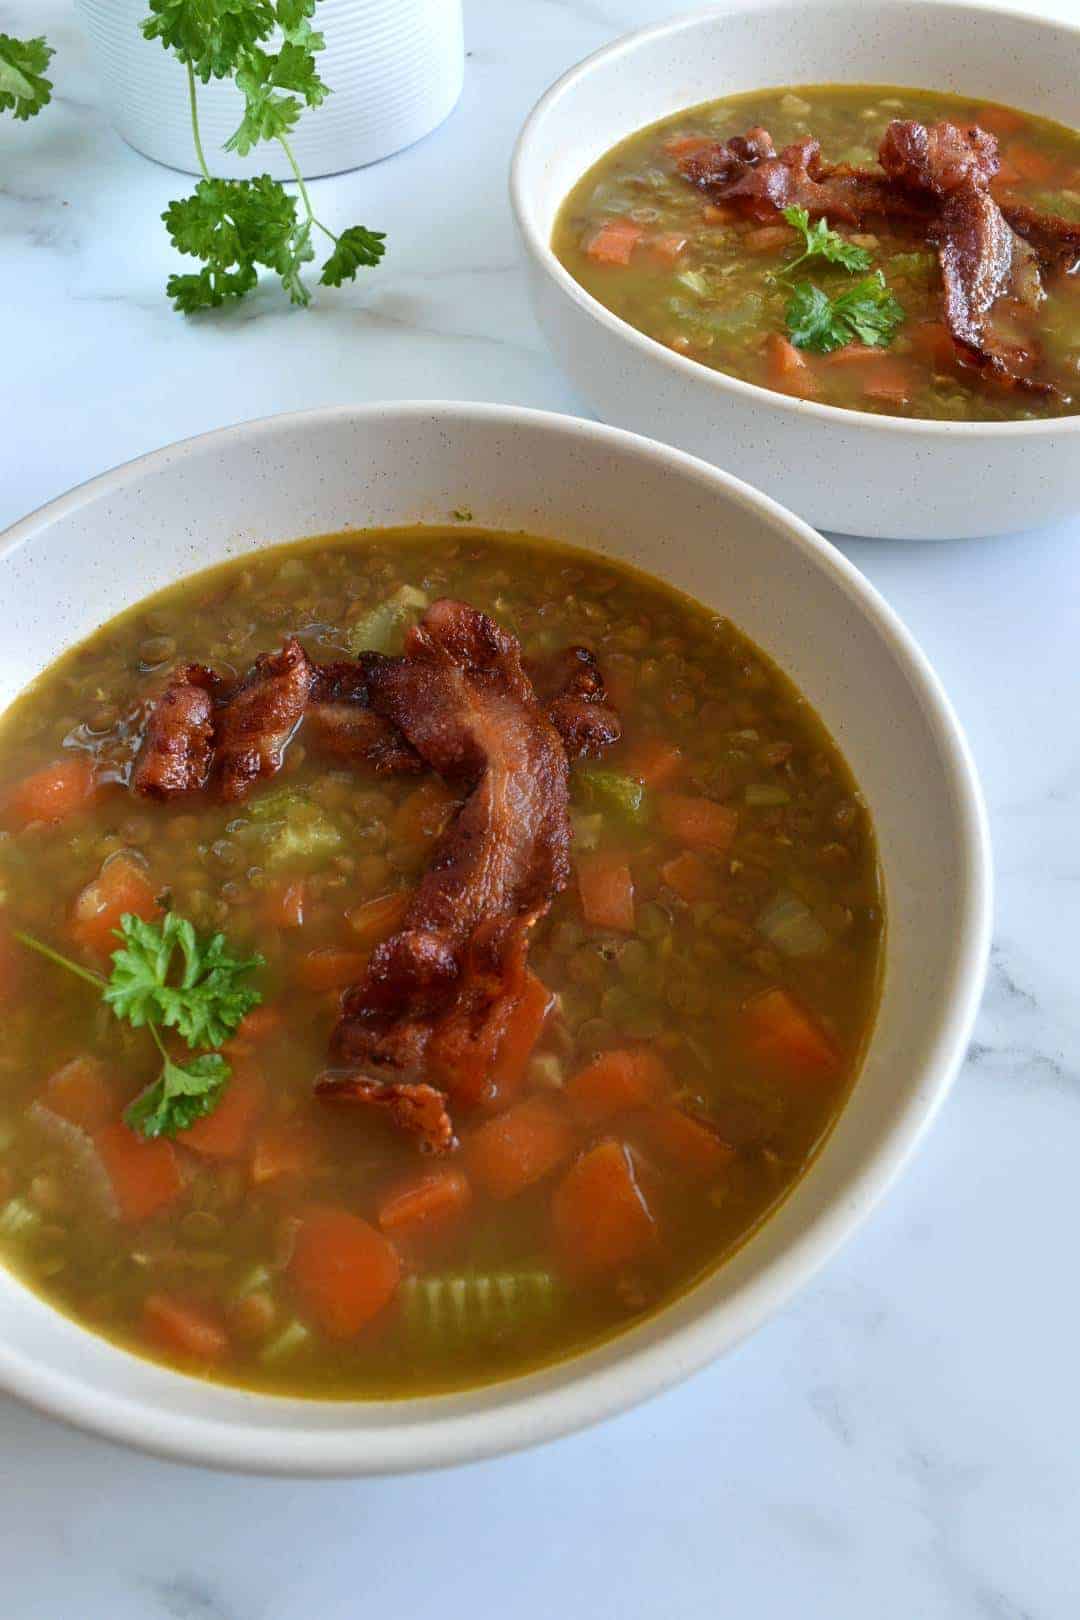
[0,34,54,121]
[141,1,386,312]
[779,205,872,278]
[784,270,906,354]
[15,913,264,1139]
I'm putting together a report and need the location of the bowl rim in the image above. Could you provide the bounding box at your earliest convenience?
[509,0,1080,440]
[0,401,992,1474]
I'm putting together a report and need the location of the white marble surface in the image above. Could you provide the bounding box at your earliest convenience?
[2,0,1078,1614]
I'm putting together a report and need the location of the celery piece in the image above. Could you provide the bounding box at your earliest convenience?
[744,783,791,807]
[570,810,604,851]
[576,766,648,824]
[675,268,711,298]
[244,789,343,866]
[401,1268,562,1352]
[258,1318,312,1365]
[345,585,428,656]
[0,1198,41,1241]
[231,1262,272,1303]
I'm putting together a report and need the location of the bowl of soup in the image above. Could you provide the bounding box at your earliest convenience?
[0,402,989,1472]
[511,0,1080,538]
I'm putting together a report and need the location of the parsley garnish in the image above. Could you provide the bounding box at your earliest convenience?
[0,34,54,121]
[15,913,264,1140]
[785,271,906,354]
[141,1,386,312]
[779,205,872,277]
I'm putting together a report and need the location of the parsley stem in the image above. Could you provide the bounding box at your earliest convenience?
[187,62,212,184]
[276,132,338,245]
[14,931,106,990]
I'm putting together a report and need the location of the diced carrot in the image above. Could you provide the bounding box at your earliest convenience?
[251,1116,322,1186]
[263,879,305,929]
[640,1105,736,1180]
[976,102,1025,137]
[744,224,796,253]
[552,1140,658,1276]
[743,987,838,1079]
[5,756,96,828]
[176,1064,263,1159]
[1002,141,1056,184]
[822,343,891,365]
[288,1204,400,1339]
[584,217,644,265]
[660,850,717,903]
[71,854,159,958]
[648,231,688,263]
[393,780,458,846]
[659,793,738,854]
[377,1165,472,1237]
[296,946,369,992]
[765,333,817,399]
[862,358,918,407]
[663,133,714,158]
[347,890,409,949]
[43,1055,114,1130]
[621,738,683,789]
[488,971,556,1106]
[702,202,737,224]
[143,1293,229,1362]
[577,852,635,933]
[94,1122,183,1222]
[567,1048,670,1126]
[909,321,958,370]
[467,1095,576,1201]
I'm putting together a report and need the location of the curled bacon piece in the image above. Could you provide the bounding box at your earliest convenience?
[131,664,218,800]
[322,600,575,1135]
[532,644,622,759]
[316,1076,456,1154]
[215,637,315,802]
[307,661,422,774]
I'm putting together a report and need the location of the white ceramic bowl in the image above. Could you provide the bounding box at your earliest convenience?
[76,0,464,180]
[0,404,990,1473]
[511,0,1080,540]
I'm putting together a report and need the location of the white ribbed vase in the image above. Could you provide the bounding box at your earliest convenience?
[75,0,464,179]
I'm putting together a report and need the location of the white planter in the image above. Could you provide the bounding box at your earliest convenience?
[76,0,464,179]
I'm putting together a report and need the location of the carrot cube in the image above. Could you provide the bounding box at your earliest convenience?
[288,1204,400,1339]
[567,1048,670,1126]
[552,1140,658,1275]
[467,1096,576,1201]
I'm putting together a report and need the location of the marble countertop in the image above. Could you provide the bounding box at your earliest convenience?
[2,0,1078,1614]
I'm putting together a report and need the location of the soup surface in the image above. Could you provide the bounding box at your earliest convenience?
[553,85,1080,420]
[0,530,882,1396]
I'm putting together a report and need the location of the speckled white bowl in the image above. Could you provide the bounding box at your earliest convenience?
[511,0,1080,539]
[0,404,990,1473]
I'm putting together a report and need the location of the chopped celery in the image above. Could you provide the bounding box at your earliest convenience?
[244,789,343,866]
[744,784,791,807]
[345,585,428,656]
[258,1318,312,1364]
[245,784,308,822]
[675,268,711,298]
[0,1198,41,1240]
[576,766,648,824]
[887,250,936,283]
[527,1053,565,1090]
[232,1262,272,1302]
[570,810,604,851]
[401,1268,562,1351]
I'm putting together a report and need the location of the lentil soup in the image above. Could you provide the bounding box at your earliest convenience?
[0,529,882,1397]
[553,85,1080,419]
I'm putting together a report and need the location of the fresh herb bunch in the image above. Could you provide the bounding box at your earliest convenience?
[785,270,906,354]
[16,913,265,1139]
[141,1,386,312]
[779,205,872,277]
[0,34,54,121]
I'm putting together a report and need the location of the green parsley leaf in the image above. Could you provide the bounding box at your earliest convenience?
[785,271,906,354]
[320,224,387,287]
[105,911,264,1050]
[142,0,277,82]
[163,174,303,310]
[123,1051,231,1139]
[780,205,872,277]
[0,33,54,121]
[226,41,327,155]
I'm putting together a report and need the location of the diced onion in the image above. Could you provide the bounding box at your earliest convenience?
[756,891,830,958]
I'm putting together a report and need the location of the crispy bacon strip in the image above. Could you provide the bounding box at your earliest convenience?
[316,1077,456,1154]
[306,661,422,774]
[998,199,1080,274]
[532,644,622,759]
[131,664,218,800]
[321,601,573,1132]
[214,637,315,802]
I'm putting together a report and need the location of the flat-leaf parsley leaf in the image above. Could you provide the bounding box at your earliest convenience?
[780,205,872,277]
[0,34,54,121]
[785,271,906,354]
